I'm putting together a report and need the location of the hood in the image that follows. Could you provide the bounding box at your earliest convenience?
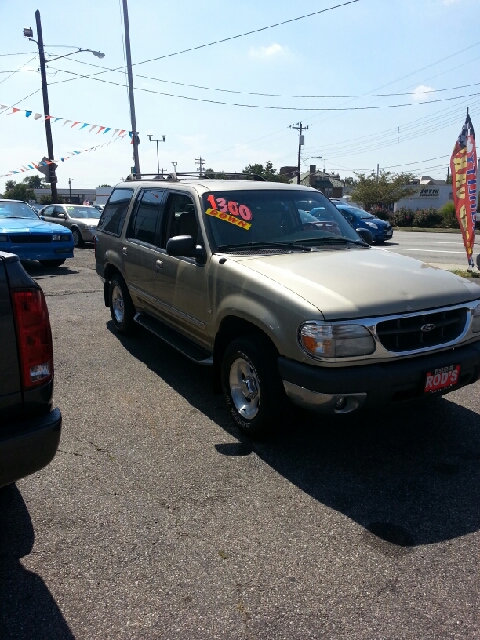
[72,218,99,226]
[231,248,480,320]
[0,217,69,234]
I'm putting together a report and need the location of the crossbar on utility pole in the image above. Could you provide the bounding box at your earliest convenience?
[121,0,141,179]
[195,156,205,176]
[35,10,58,202]
[290,122,308,184]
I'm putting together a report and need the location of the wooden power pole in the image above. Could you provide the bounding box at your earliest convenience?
[121,0,141,179]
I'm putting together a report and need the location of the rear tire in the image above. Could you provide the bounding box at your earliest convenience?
[221,335,286,438]
[109,273,135,334]
[39,259,65,267]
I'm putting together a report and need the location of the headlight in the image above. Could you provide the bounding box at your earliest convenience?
[365,222,378,229]
[299,322,375,359]
[472,302,480,332]
[52,234,71,242]
[0,234,8,242]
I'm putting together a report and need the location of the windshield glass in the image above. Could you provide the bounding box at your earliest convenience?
[202,190,361,250]
[0,201,40,219]
[66,206,101,219]
[337,205,375,220]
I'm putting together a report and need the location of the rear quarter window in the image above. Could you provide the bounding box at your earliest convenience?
[97,188,134,236]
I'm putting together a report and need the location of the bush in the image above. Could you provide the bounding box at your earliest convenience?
[390,207,415,227]
[439,201,459,229]
[39,195,65,205]
[412,207,443,228]
[369,205,390,220]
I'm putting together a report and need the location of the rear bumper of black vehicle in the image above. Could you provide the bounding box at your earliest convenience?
[0,408,62,488]
[278,342,480,414]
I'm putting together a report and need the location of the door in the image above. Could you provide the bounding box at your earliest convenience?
[122,188,167,315]
[151,191,209,345]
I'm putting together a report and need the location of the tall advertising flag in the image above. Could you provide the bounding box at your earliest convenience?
[450,111,477,269]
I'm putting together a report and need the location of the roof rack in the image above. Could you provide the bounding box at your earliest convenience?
[124,171,266,182]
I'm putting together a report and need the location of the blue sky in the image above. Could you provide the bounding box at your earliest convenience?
[1,0,479,193]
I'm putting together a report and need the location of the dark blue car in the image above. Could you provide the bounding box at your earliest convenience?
[0,199,74,267]
[332,201,393,243]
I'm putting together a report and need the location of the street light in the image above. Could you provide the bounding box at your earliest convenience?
[24,14,105,203]
[147,134,166,175]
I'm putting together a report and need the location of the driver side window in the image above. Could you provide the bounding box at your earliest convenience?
[164,193,199,246]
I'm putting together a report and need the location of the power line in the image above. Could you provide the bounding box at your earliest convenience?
[0,56,37,86]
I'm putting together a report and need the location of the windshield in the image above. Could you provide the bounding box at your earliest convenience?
[337,205,375,220]
[0,201,40,219]
[66,206,101,219]
[202,190,362,250]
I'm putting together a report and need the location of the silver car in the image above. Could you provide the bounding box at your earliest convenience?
[42,204,101,246]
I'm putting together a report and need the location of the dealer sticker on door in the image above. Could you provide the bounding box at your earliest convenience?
[424,364,460,393]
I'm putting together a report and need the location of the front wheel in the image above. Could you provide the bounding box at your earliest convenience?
[221,335,286,438]
[39,259,65,268]
[109,274,135,334]
[71,227,83,247]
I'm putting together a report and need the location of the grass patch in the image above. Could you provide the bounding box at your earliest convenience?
[449,269,480,279]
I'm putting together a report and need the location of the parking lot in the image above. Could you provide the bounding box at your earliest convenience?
[1,243,480,639]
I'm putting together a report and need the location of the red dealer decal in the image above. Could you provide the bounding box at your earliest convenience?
[207,195,253,221]
[205,208,252,230]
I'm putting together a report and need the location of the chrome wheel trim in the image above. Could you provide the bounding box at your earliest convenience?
[229,357,260,420]
[111,284,124,323]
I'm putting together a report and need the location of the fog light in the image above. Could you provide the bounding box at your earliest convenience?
[335,397,348,411]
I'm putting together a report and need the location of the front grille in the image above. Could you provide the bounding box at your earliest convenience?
[9,234,52,244]
[376,308,468,352]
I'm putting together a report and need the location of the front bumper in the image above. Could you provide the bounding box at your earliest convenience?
[0,408,62,487]
[8,244,74,261]
[278,342,480,414]
[80,228,97,242]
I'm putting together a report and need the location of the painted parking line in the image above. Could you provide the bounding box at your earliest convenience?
[395,248,466,254]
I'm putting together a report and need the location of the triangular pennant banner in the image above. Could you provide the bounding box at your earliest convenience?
[25,111,32,117]
[34,113,42,120]
[89,125,97,132]
[97,126,105,134]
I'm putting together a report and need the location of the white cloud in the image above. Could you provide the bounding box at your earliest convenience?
[249,43,285,59]
[412,85,435,101]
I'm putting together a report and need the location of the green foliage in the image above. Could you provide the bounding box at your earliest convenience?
[390,207,415,227]
[350,171,417,210]
[39,194,65,205]
[243,161,290,183]
[412,208,443,228]
[3,181,34,202]
[439,201,458,228]
[23,175,47,189]
[368,205,390,220]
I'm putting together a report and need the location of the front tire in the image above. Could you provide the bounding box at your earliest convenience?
[39,259,65,267]
[109,274,135,334]
[71,227,83,247]
[221,335,286,438]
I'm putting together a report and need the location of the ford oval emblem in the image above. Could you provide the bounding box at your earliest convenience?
[421,323,435,332]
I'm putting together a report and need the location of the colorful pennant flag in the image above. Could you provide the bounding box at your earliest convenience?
[450,111,478,269]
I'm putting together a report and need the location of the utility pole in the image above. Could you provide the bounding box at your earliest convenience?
[376,163,380,182]
[290,122,308,184]
[195,156,205,175]
[147,134,165,175]
[34,11,58,202]
[68,178,72,202]
[121,0,141,179]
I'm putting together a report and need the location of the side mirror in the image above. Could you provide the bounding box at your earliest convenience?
[356,228,373,245]
[40,215,46,221]
[166,235,206,263]
[58,213,67,219]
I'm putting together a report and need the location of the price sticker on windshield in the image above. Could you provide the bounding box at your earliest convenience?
[205,195,253,231]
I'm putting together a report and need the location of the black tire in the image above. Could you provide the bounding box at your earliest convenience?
[39,259,65,268]
[109,273,135,334]
[221,334,286,438]
[71,227,83,247]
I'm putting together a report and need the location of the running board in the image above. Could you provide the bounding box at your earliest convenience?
[134,312,213,365]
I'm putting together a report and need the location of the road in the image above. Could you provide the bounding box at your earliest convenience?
[381,230,480,269]
[1,246,480,639]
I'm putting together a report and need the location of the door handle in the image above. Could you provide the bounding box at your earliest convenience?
[122,247,128,256]
[155,259,163,272]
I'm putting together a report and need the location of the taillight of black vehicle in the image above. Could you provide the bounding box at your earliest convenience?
[11,288,53,389]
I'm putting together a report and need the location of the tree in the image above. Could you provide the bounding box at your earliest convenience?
[23,175,47,189]
[3,180,35,202]
[243,161,290,183]
[349,171,417,210]
[39,194,65,205]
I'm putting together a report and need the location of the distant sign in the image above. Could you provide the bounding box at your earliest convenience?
[419,188,439,198]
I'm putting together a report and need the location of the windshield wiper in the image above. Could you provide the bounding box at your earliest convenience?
[303,236,369,248]
[217,241,312,252]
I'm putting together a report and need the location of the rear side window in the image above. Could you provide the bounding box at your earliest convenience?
[97,188,133,236]
[127,189,166,246]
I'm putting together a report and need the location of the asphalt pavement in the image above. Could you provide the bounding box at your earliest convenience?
[381,230,480,270]
[1,245,479,639]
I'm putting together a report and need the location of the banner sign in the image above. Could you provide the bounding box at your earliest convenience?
[0,138,121,178]
[0,102,133,139]
[450,112,477,268]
